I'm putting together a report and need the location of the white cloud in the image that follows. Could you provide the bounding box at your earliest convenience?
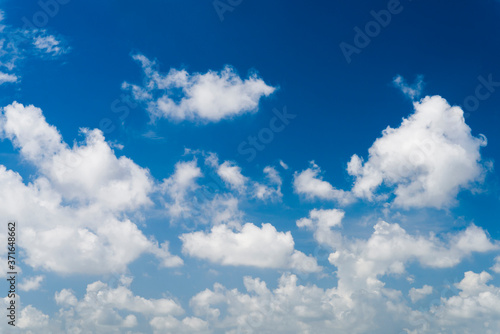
[349,95,487,209]
[294,161,354,205]
[19,275,44,292]
[0,102,182,274]
[180,223,321,273]
[409,285,433,303]
[122,54,276,122]
[8,267,500,333]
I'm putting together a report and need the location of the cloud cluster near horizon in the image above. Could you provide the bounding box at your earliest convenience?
[1,90,499,333]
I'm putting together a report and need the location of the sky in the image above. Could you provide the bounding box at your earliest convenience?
[0,0,500,333]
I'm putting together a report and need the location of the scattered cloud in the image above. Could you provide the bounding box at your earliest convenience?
[0,11,69,83]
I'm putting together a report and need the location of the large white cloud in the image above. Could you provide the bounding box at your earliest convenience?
[122,54,276,122]
[348,95,487,209]
[0,102,182,274]
[180,223,321,273]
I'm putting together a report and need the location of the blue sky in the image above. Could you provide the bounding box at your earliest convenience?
[1,0,500,333]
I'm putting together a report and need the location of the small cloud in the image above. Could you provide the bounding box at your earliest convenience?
[393,74,425,100]
[19,275,44,292]
[409,285,433,303]
[32,34,69,56]
[0,71,17,84]
[279,160,289,170]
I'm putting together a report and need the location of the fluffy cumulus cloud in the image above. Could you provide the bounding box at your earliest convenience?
[348,95,487,209]
[294,161,353,205]
[180,223,321,273]
[122,54,276,122]
[0,102,182,274]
